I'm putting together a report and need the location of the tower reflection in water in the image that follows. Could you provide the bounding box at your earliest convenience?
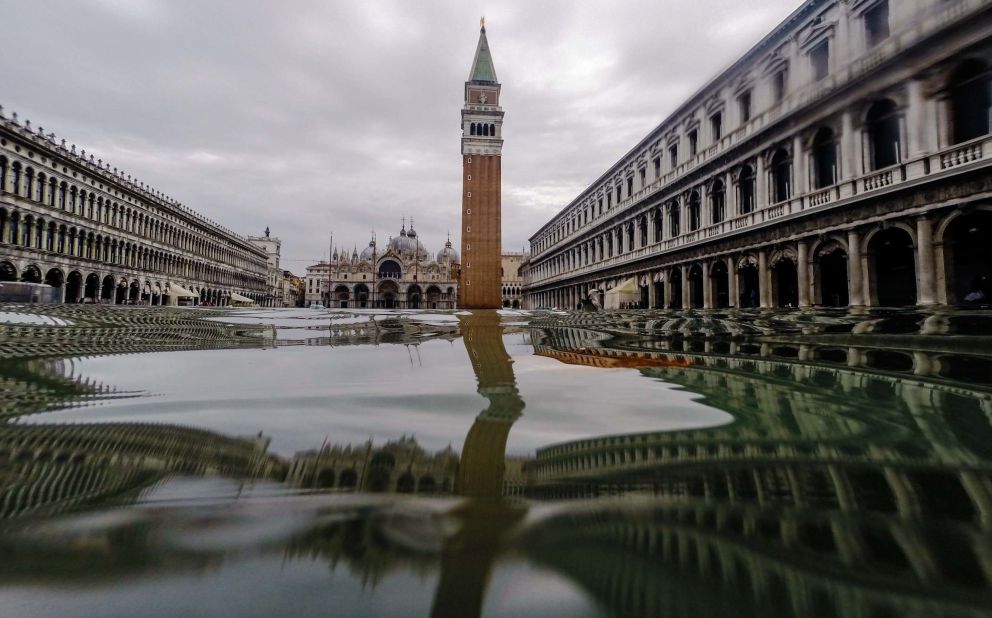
[0,307,991,617]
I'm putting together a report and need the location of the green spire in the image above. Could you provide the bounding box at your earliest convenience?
[469,25,498,84]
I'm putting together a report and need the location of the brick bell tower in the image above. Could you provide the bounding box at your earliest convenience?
[459,19,503,309]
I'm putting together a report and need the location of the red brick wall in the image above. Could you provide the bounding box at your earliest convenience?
[459,154,502,308]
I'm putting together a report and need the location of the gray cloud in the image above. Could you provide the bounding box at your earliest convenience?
[1,0,798,270]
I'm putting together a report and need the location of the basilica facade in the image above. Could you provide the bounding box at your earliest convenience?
[304,222,459,309]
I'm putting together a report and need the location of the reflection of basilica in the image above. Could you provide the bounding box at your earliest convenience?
[304,221,459,309]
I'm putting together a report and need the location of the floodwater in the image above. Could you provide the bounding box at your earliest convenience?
[0,305,991,617]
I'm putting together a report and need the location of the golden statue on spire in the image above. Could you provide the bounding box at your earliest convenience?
[480,16,485,28]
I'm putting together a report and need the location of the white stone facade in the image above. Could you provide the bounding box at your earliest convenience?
[0,108,267,305]
[305,223,459,309]
[525,0,992,311]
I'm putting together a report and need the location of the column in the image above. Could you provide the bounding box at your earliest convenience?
[847,229,865,306]
[755,154,767,210]
[916,216,936,305]
[907,79,928,158]
[797,240,811,308]
[725,171,736,218]
[681,264,690,309]
[841,111,855,180]
[648,276,658,309]
[727,255,738,307]
[758,249,771,308]
[792,135,806,198]
[702,262,713,309]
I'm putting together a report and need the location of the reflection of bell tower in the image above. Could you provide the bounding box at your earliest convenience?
[459,19,504,309]
[455,311,524,498]
[431,311,525,618]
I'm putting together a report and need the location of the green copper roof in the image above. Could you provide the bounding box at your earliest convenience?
[469,26,498,84]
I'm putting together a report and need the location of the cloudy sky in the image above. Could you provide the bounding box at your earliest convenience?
[2,0,799,270]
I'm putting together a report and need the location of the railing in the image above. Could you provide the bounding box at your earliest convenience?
[940,141,983,170]
[529,0,992,261]
[863,168,894,191]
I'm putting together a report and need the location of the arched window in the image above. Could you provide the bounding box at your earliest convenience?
[688,191,701,231]
[654,208,663,241]
[11,163,21,196]
[48,177,56,207]
[770,148,791,203]
[0,156,7,192]
[866,99,900,170]
[812,127,837,189]
[739,165,756,214]
[490,123,495,136]
[711,180,725,223]
[58,182,67,209]
[482,123,489,136]
[950,59,991,144]
[470,123,476,135]
[668,200,680,237]
[25,168,34,199]
[36,173,45,202]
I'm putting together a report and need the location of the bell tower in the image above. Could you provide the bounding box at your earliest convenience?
[459,19,503,309]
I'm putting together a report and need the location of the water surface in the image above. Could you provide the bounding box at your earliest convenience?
[1,305,990,617]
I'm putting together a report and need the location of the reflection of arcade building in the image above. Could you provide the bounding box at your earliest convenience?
[305,222,458,309]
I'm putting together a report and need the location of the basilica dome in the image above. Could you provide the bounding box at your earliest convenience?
[360,240,376,261]
[438,238,459,263]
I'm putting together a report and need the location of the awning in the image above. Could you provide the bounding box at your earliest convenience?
[603,277,640,309]
[230,292,255,304]
[168,283,198,298]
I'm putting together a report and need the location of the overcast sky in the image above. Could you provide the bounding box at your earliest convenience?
[2,0,799,270]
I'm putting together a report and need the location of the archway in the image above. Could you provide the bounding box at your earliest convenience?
[653,278,665,309]
[354,283,370,308]
[688,264,704,308]
[866,99,901,170]
[425,285,442,309]
[639,282,649,308]
[0,261,16,282]
[21,265,42,284]
[772,259,798,308]
[868,227,916,306]
[101,276,115,303]
[378,259,402,280]
[378,280,399,309]
[511,299,520,309]
[407,284,422,309]
[334,285,350,308]
[949,59,991,144]
[710,261,730,308]
[669,268,683,309]
[84,273,100,301]
[811,127,838,189]
[944,211,992,304]
[129,281,141,304]
[367,451,395,492]
[66,271,83,303]
[738,259,760,307]
[116,279,128,305]
[45,268,65,293]
[815,243,849,306]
